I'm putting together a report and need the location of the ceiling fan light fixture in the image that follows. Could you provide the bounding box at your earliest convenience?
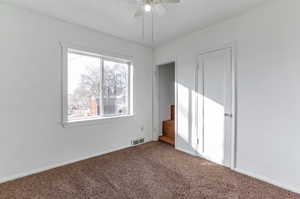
[144,3,152,12]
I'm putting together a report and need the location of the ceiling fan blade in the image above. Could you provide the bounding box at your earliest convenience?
[153,4,166,16]
[160,0,180,3]
[134,7,144,18]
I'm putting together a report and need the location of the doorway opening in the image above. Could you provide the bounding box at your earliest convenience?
[157,62,176,146]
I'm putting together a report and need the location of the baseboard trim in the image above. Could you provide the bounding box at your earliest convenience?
[234,168,300,194]
[175,146,197,156]
[173,148,300,194]
[0,142,142,184]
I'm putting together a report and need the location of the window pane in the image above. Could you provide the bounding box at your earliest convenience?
[102,60,129,116]
[68,52,101,121]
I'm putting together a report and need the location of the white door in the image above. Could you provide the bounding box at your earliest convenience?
[197,47,233,167]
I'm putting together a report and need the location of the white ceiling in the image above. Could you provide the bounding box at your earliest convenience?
[3,0,268,46]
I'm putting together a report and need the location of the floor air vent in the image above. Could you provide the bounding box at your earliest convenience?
[132,138,145,145]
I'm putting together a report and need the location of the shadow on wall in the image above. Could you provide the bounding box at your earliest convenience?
[176,82,226,165]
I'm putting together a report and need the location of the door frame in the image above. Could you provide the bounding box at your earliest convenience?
[195,42,237,169]
[153,61,178,147]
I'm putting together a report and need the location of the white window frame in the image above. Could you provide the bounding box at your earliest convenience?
[61,42,134,127]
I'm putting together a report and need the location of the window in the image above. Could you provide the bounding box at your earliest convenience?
[62,46,133,126]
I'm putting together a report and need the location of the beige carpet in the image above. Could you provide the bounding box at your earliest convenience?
[0,142,299,199]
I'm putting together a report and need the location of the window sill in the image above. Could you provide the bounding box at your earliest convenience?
[62,114,135,128]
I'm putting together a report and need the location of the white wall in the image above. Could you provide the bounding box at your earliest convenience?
[0,4,153,182]
[158,63,175,135]
[155,0,300,193]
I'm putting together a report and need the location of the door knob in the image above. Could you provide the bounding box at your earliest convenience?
[224,113,233,118]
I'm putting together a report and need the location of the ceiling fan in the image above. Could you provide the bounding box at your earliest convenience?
[133,0,180,18]
[122,0,180,43]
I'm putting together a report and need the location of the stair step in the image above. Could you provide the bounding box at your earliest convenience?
[159,136,175,146]
[163,120,175,138]
[171,105,175,120]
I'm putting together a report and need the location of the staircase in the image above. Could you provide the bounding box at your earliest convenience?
[159,105,175,146]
